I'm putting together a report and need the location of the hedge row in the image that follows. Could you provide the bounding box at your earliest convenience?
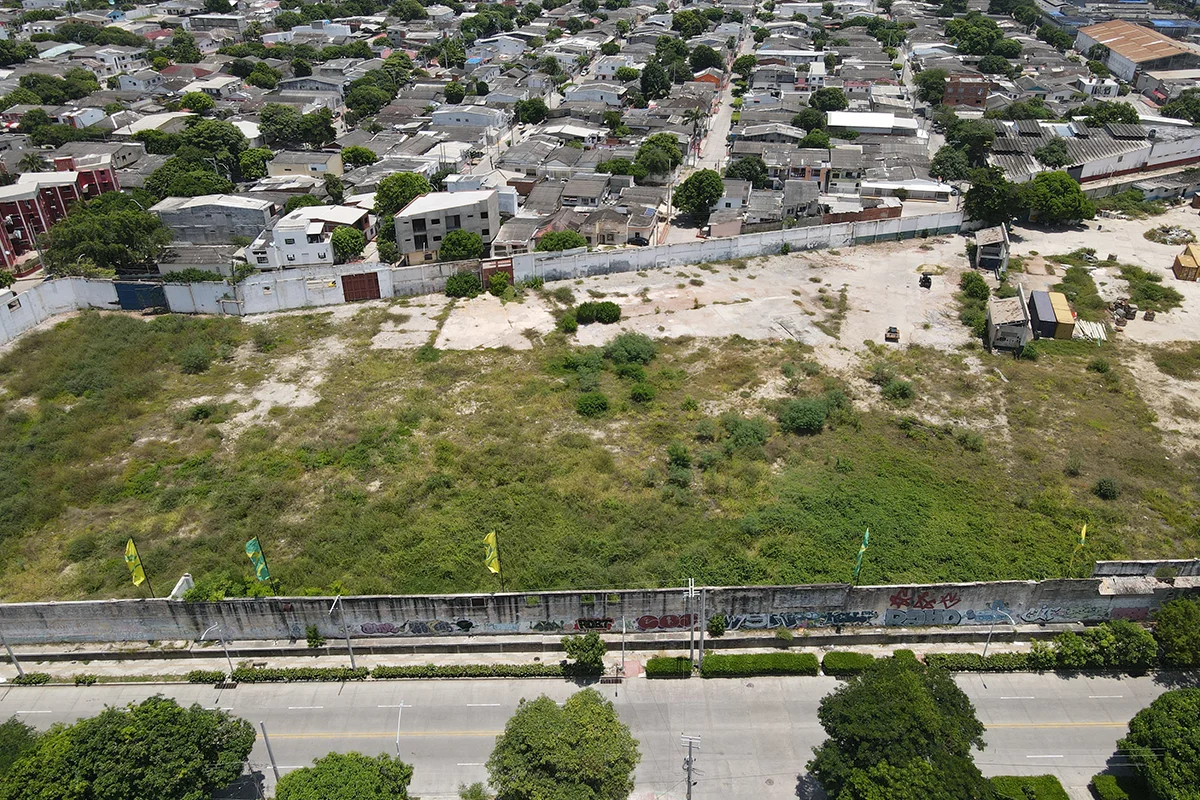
[1090,774,1148,800]
[701,652,819,678]
[231,666,369,683]
[990,775,1070,800]
[821,651,876,677]
[11,673,50,685]
[371,664,564,679]
[925,651,1038,672]
[645,656,694,679]
[187,669,227,684]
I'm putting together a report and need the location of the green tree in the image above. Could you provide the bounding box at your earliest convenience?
[792,107,826,131]
[0,718,38,779]
[167,170,234,197]
[171,28,202,63]
[614,66,640,82]
[41,192,172,276]
[1118,688,1200,800]
[180,91,215,113]
[324,173,344,204]
[809,87,849,111]
[1033,136,1072,168]
[258,102,303,144]
[601,40,620,56]
[0,697,254,800]
[445,81,466,104]
[1026,170,1095,224]
[946,118,995,165]
[17,152,47,173]
[561,631,606,674]
[724,155,768,188]
[733,53,757,78]
[964,166,1024,225]
[1153,597,1200,667]
[689,44,722,73]
[1162,88,1200,123]
[640,61,671,100]
[330,226,365,263]
[930,145,970,181]
[914,68,948,103]
[808,657,991,800]
[341,145,379,168]
[977,54,1012,75]
[671,8,708,37]
[277,752,413,800]
[673,168,724,221]
[374,172,431,218]
[439,229,485,261]
[487,689,640,800]
[536,230,588,251]
[292,57,313,77]
[238,147,274,180]
[1080,100,1139,126]
[284,194,323,215]
[515,97,549,123]
[991,38,1022,58]
[636,132,683,174]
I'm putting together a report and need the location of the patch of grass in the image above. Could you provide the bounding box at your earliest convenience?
[989,775,1069,800]
[1052,266,1105,321]
[1153,344,1200,379]
[1117,265,1184,312]
[1096,190,1167,219]
[1143,225,1196,245]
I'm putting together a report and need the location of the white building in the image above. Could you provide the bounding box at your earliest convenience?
[564,82,626,107]
[430,106,511,143]
[826,111,921,136]
[393,189,500,265]
[248,205,376,269]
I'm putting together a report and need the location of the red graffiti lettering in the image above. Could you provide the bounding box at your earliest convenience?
[912,591,935,610]
[636,614,694,631]
[889,590,913,609]
[939,592,962,609]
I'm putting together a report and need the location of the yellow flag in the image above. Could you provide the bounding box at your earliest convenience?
[483,531,501,575]
[1078,524,1087,546]
[124,538,146,587]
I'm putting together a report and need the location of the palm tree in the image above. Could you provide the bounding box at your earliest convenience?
[17,153,47,174]
[683,107,706,162]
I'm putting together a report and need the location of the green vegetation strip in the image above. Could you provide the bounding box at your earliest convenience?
[700,652,819,678]
[990,775,1069,800]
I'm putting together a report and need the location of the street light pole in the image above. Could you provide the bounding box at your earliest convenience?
[259,721,280,782]
[0,626,23,678]
[329,595,356,670]
[201,623,235,678]
[982,607,1017,659]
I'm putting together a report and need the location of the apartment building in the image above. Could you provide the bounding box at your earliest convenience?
[0,157,118,268]
[151,194,278,244]
[393,189,499,265]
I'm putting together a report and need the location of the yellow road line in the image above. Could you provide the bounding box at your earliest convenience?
[987,722,1126,729]
[271,730,503,739]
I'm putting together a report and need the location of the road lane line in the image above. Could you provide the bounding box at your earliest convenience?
[1026,755,1064,759]
[456,762,485,766]
[1000,696,1035,700]
[287,706,324,710]
[378,704,405,708]
[1089,695,1124,698]
[15,710,50,714]
[988,722,1125,728]
[466,703,501,707]
[271,730,503,739]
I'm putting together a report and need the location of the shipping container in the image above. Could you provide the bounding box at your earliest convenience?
[1028,291,1056,339]
[1047,291,1075,340]
[1173,244,1199,282]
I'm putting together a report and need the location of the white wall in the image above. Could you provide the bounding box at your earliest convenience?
[0,278,119,347]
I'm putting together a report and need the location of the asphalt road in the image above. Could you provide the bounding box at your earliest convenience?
[0,673,1175,800]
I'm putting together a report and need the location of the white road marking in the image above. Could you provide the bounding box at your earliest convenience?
[287,706,324,710]
[378,704,406,708]
[1000,696,1035,700]
[1026,755,1064,759]
[466,703,501,707]
[15,710,50,714]
[1089,695,1123,699]
[457,762,485,766]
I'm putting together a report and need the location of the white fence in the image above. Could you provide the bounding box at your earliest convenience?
[0,211,963,347]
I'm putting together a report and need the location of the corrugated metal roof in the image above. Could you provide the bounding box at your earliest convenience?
[1079,19,1199,65]
[1104,122,1147,140]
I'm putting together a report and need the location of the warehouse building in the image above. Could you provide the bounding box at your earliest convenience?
[1076,20,1200,82]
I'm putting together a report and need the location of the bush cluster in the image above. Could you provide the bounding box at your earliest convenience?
[371,664,564,679]
[445,271,482,298]
[605,331,657,364]
[958,270,991,338]
[231,666,370,682]
[989,775,1070,800]
[73,674,98,686]
[821,651,876,676]
[575,300,621,324]
[576,391,609,417]
[11,673,51,685]
[927,621,1157,674]
[645,656,694,678]
[187,669,227,684]
[1089,774,1143,800]
[925,651,1038,672]
[700,652,819,678]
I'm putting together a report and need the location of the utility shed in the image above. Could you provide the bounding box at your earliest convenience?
[1048,291,1075,339]
[1028,291,1057,339]
[986,288,1031,351]
[1173,243,1199,281]
[974,225,1010,273]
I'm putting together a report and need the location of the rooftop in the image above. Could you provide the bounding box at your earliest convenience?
[396,189,496,216]
[1079,19,1200,64]
[151,194,276,213]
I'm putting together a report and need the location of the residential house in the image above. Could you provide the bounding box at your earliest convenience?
[782,179,820,219]
[828,146,865,195]
[797,60,826,91]
[739,123,808,145]
[491,216,541,257]
[693,67,723,88]
[751,65,797,93]
[430,105,511,143]
[118,70,165,93]
[248,204,375,269]
[67,44,147,79]
[0,157,118,268]
[943,74,992,109]
[561,175,609,207]
[393,189,499,264]
[276,75,346,96]
[714,179,753,211]
[563,82,626,107]
[182,74,243,98]
[151,194,278,244]
[267,150,344,178]
[55,140,144,170]
[111,111,193,138]
[186,13,249,33]
[594,54,646,81]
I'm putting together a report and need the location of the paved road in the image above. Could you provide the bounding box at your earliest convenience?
[0,673,1172,800]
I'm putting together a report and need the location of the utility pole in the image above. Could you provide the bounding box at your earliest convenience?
[329,595,356,670]
[697,588,705,670]
[685,579,698,665]
[618,618,626,676]
[0,626,23,678]
[682,734,700,800]
[259,721,280,783]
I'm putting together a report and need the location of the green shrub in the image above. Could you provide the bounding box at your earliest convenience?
[1017,342,1039,361]
[1052,621,1157,671]
[881,379,914,404]
[306,624,326,648]
[604,331,657,364]
[614,362,645,381]
[445,272,482,298]
[177,343,212,374]
[11,673,51,685]
[1094,477,1119,500]
[701,652,819,677]
[925,652,1032,672]
[164,268,225,283]
[629,382,656,403]
[371,664,564,679]
[1088,357,1111,373]
[575,301,599,324]
[989,775,1069,800]
[73,674,98,686]
[645,656,694,678]
[558,312,578,334]
[489,271,510,296]
[187,669,227,683]
[821,651,876,676]
[231,666,369,682]
[777,397,828,434]
[667,441,691,468]
[1089,773,1148,800]
[415,344,441,362]
[706,612,726,637]
[576,392,609,417]
[775,626,793,644]
[1153,597,1200,668]
[892,649,918,664]
[780,242,791,255]
[959,270,990,300]
[595,301,621,323]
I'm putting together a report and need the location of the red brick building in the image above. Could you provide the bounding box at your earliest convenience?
[0,156,119,270]
[943,74,991,108]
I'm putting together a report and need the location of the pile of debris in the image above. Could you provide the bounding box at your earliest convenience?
[1145,226,1197,246]
[1111,298,1155,327]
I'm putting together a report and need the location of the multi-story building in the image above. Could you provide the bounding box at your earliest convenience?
[267,151,344,178]
[247,204,375,269]
[151,194,278,245]
[943,74,991,108]
[0,156,119,268]
[393,189,499,265]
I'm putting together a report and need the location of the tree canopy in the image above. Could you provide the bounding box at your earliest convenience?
[673,169,724,221]
[733,53,757,78]
[964,167,1025,225]
[725,155,769,189]
[277,752,413,800]
[640,61,671,101]
[440,229,485,261]
[536,230,588,251]
[930,145,970,182]
[808,656,991,800]
[689,44,722,73]
[1025,170,1095,224]
[809,87,849,112]
[331,226,366,262]
[1161,88,1200,124]
[341,145,379,168]
[0,696,254,800]
[41,191,172,277]
[1033,137,1072,168]
[1119,688,1200,800]
[1153,597,1200,667]
[487,689,640,800]
[914,68,948,104]
[375,172,431,218]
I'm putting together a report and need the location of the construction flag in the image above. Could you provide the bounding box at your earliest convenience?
[124,538,146,587]
[852,529,870,581]
[483,531,501,575]
[1078,524,1087,547]
[245,537,270,581]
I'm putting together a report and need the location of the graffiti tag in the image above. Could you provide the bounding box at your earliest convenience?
[529,620,564,633]
[574,617,614,631]
[636,614,694,631]
[889,589,963,610]
[727,610,878,630]
[885,608,962,626]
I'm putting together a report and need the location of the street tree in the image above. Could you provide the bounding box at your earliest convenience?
[0,718,38,779]
[914,68,948,103]
[964,167,1025,225]
[561,630,606,674]
[929,145,970,181]
[808,656,991,800]
[1025,170,1095,224]
[640,61,671,100]
[341,145,379,168]
[945,118,995,165]
[0,696,254,800]
[439,229,485,261]
[688,44,722,73]
[239,147,273,179]
[514,97,549,124]
[673,169,724,221]
[375,172,431,218]
[1118,688,1200,800]
[487,689,640,800]
[1153,597,1200,667]
[733,53,757,78]
[277,752,414,800]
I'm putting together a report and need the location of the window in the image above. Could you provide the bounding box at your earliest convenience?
[287,254,296,261]
[317,252,326,258]
[431,218,440,225]
[412,219,426,232]
[424,252,433,261]
[433,235,442,242]
[480,211,489,219]
[446,214,461,229]
[482,228,489,236]
[256,256,268,264]
[284,237,295,244]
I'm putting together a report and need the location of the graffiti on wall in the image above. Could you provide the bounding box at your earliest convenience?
[727,610,879,630]
[574,617,615,631]
[636,614,694,631]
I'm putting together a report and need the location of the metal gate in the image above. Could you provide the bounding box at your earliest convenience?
[114,282,167,311]
[341,272,381,302]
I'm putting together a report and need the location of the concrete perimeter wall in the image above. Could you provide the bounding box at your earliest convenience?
[0,278,119,347]
[0,563,1193,645]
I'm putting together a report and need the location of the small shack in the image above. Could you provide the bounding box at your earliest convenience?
[986,286,1031,351]
[1173,243,1199,282]
[1028,290,1075,340]
[974,225,1010,274]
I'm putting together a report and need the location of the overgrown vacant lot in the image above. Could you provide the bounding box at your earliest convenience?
[0,308,1197,601]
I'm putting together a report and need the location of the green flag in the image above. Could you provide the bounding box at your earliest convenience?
[852,529,870,581]
[245,537,270,581]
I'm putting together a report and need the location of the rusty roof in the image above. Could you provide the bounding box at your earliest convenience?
[1080,19,1199,64]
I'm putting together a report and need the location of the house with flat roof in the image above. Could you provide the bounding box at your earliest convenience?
[267,150,344,178]
[248,204,375,269]
[393,189,500,265]
[151,194,278,244]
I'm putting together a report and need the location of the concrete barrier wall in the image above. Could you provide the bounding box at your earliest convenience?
[0,278,119,347]
[0,565,1193,645]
